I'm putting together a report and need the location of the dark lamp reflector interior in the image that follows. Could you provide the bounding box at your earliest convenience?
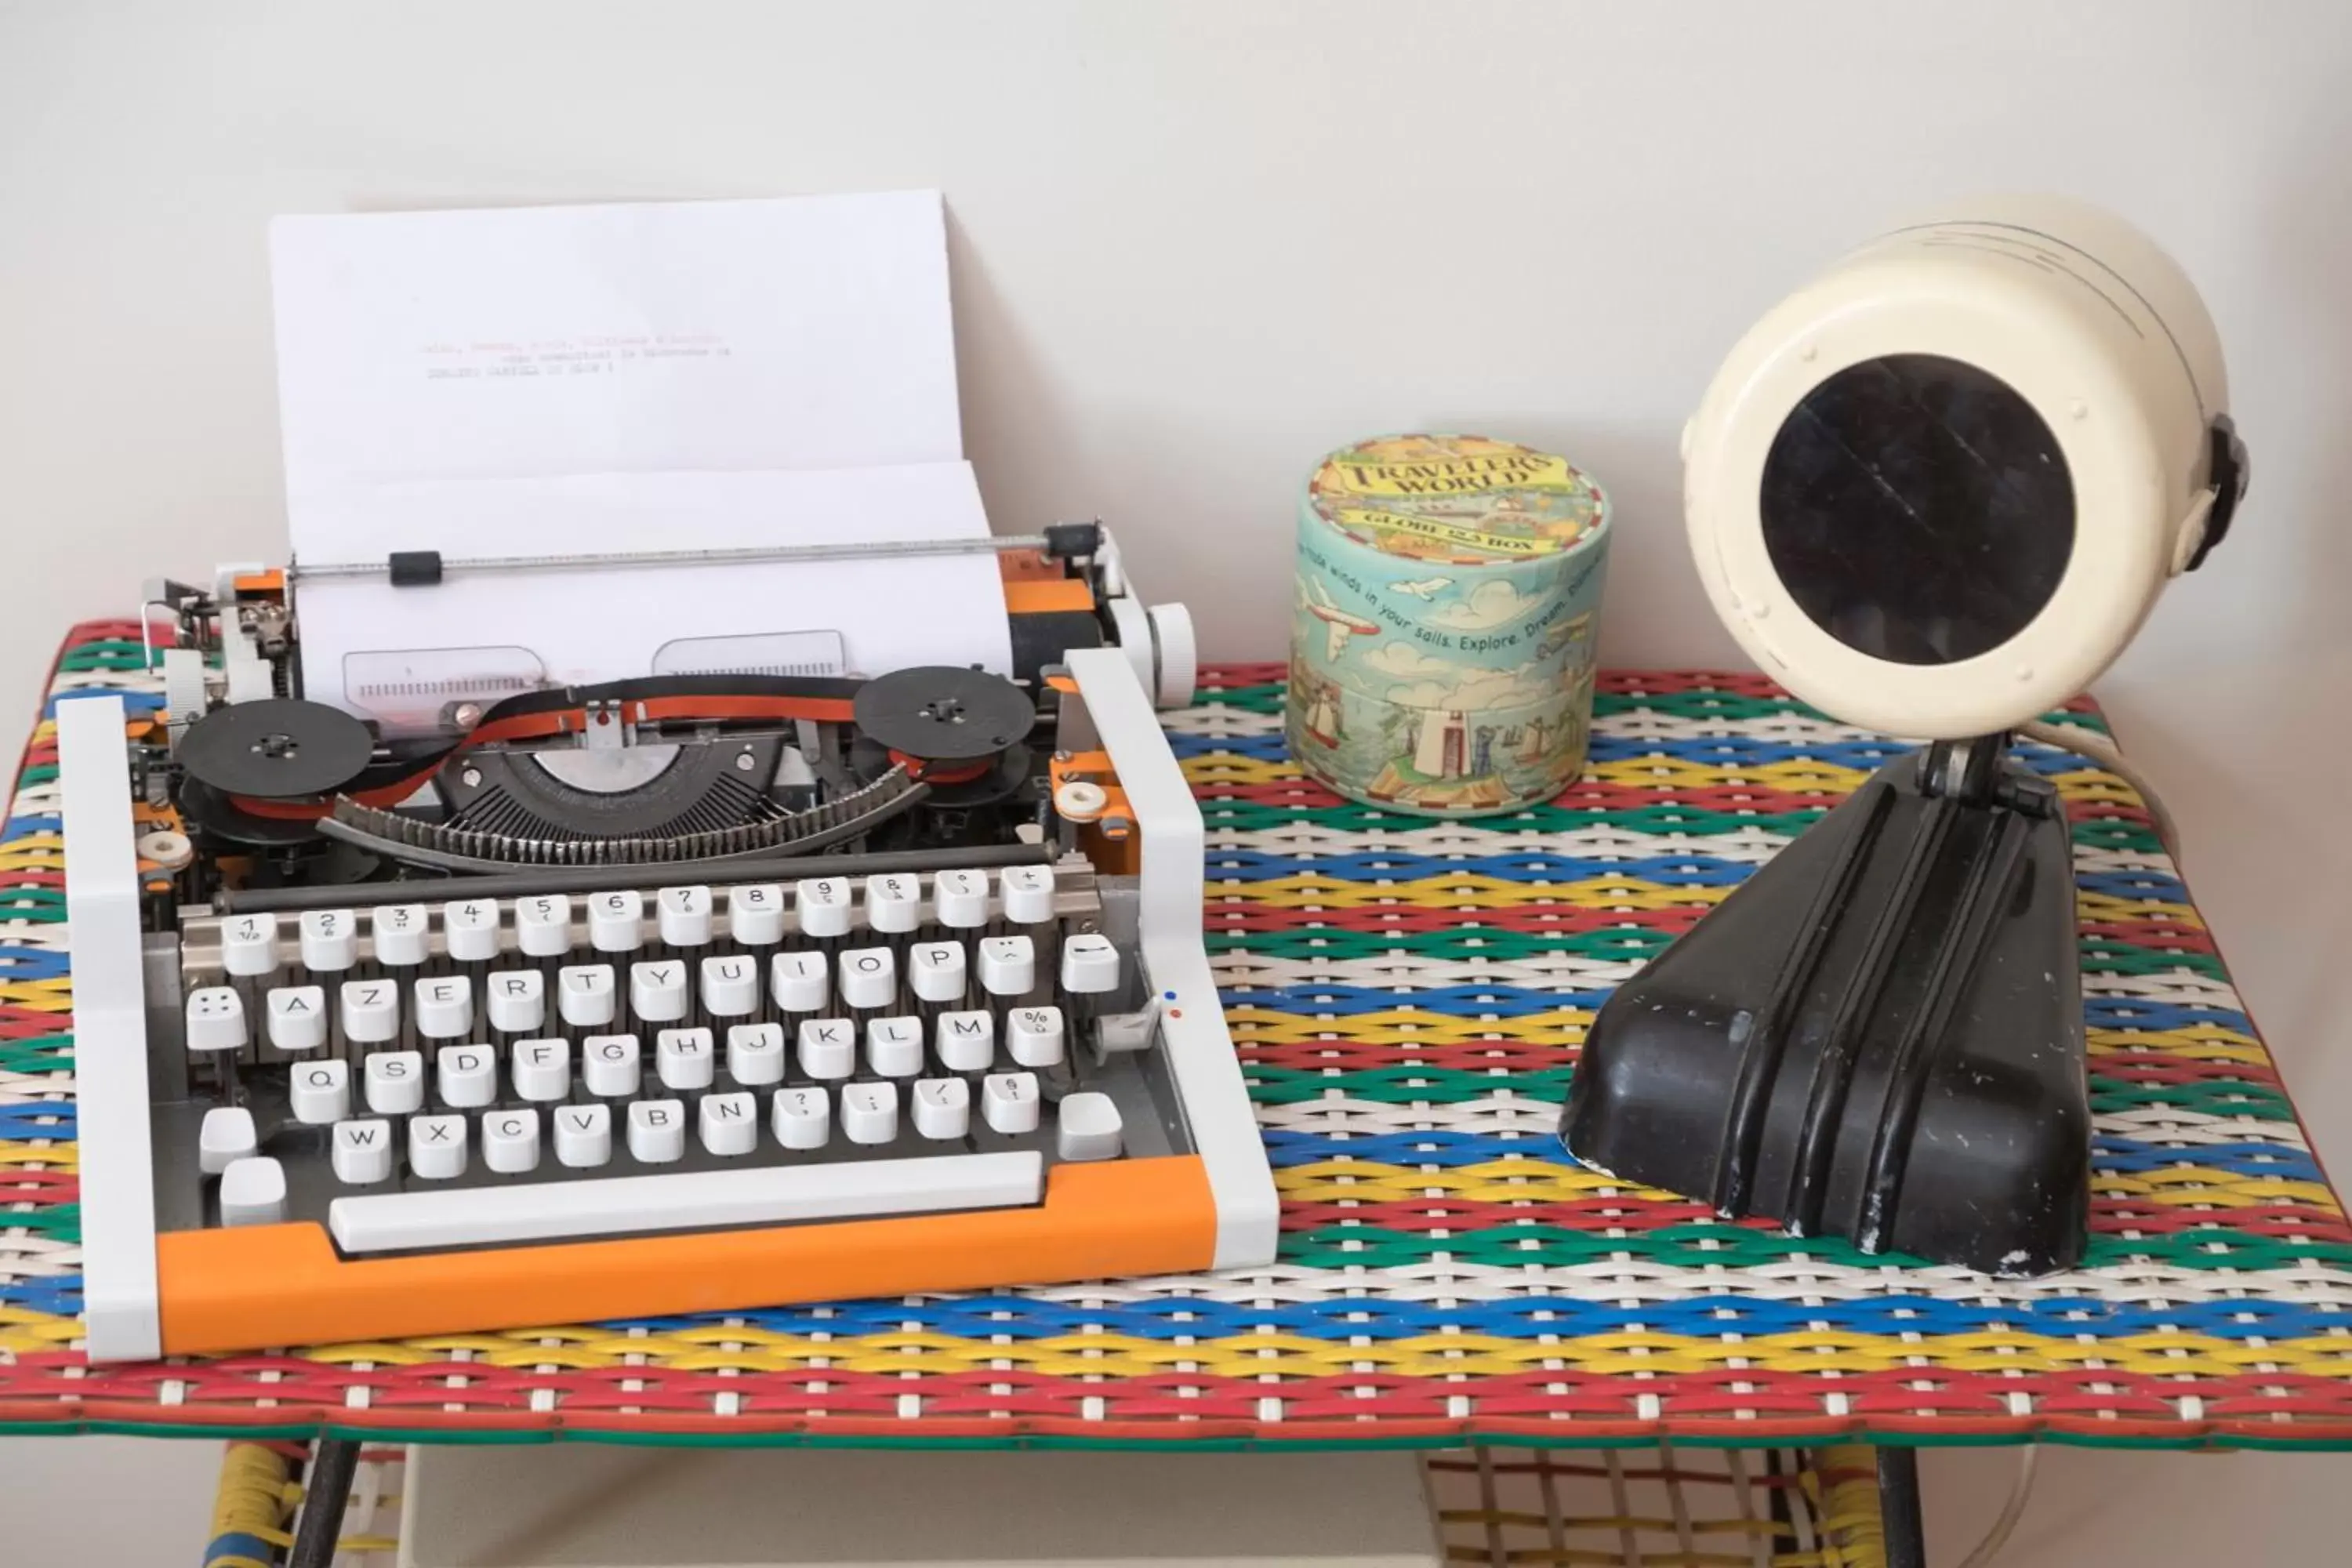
[1759,354,2074,667]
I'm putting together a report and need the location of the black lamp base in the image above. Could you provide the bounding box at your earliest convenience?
[1559,736,2091,1276]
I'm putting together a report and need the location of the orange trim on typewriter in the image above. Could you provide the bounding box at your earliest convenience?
[153,1156,1217,1355]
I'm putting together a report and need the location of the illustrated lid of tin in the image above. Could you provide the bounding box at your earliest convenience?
[1306,434,1606,564]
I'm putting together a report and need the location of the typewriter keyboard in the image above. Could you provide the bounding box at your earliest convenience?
[157,862,1179,1254]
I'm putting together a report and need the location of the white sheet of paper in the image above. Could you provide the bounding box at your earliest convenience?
[267,192,1008,717]
[272,191,966,503]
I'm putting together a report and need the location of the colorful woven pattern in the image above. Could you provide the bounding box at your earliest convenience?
[2,624,2349,1448]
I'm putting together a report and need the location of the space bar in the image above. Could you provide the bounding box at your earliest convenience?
[325,1152,1044,1254]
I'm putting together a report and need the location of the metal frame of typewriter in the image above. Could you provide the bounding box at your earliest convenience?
[63,528,1276,1361]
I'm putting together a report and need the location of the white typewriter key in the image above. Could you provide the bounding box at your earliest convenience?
[656,1026,717,1091]
[982,1072,1042,1136]
[220,911,280,978]
[185,986,248,1053]
[866,1015,924,1077]
[1008,1005,1067,1069]
[198,1105,257,1174]
[408,1113,469,1179]
[290,1058,351,1124]
[976,935,1036,996]
[1055,1091,1124,1162]
[414,975,475,1040]
[794,876,852,938]
[553,1103,612,1168]
[1059,933,1123,994]
[265,985,328,1052]
[443,898,502,962]
[626,1098,687,1163]
[364,1050,425,1115]
[582,1034,641,1097]
[728,884,786,945]
[485,970,546,1033]
[629,960,690,1023]
[864,873,922,934]
[437,1044,498,1109]
[772,1086,831,1150]
[797,1018,855,1080]
[999,864,1058,924]
[482,1109,541,1174]
[838,946,897,1010]
[935,1010,996,1073]
[332,1119,394,1185]
[725,1022,786,1085]
[590,888,645,953]
[656,884,714,946]
[841,1080,899,1145]
[770,950,829,1012]
[339,979,399,1045]
[699,954,760,1017]
[909,942,967,1004]
[698,1091,759,1156]
[511,1037,572,1102]
[913,1076,971,1141]
[372,904,430,967]
[298,909,359,972]
[218,1156,288,1226]
[932,868,990,929]
[517,893,575,957]
[557,964,618,1027]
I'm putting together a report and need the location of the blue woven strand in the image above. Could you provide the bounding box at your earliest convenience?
[0,1103,75,1139]
[0,946,72,981]
[602,1288,2350,1345]
[1205,848,1755,886]
[45,689,165,717]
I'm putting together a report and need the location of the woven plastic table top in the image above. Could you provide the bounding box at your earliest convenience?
[2,623,2348,1449]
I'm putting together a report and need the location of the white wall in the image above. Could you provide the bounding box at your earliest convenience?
[4,2,2349,1561]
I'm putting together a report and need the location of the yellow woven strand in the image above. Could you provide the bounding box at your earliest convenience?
[0,1142,78,1171]
[1225,1000,2262,1064]
[209,1441,295,1565]
[1806,1444,1888,1568]
[1261,1153,2336,1211]
[288,1317,2352,1379]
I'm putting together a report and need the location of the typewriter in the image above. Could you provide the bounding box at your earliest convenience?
[60,526,1276,1360]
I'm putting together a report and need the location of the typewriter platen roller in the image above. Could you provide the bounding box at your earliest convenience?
[64,524,1275,1361]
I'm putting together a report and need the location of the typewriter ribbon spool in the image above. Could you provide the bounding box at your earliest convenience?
[1287,435,1610,817]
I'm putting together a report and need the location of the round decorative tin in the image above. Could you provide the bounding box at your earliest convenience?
[1287,434,1610,816]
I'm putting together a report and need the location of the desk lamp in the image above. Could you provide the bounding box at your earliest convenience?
[1560,198,2247,1273]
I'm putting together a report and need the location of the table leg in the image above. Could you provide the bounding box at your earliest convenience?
[289,1436,361,1568]
[1877,1446,1929,1568]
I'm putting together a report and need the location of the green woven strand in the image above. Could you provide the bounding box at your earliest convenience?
[2091,1080,2294,1119]
[1247,1064,2290,1115]
[1210,927,1671,962]
[1247,1066,1573,1105]
[1279,1221,2352,1274]
[0,1205,76,1240]
[2079,943,2227,980]
[1200,800,1828,837]
[1211,926,2216,977]
[56,642,154,673]
[2071,818,2167,855]
[0,1036,72,1076]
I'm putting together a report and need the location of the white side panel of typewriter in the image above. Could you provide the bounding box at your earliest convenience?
[56,696,161,1361]
[1064,648,1278,1269]
[1092,528,1197,709]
